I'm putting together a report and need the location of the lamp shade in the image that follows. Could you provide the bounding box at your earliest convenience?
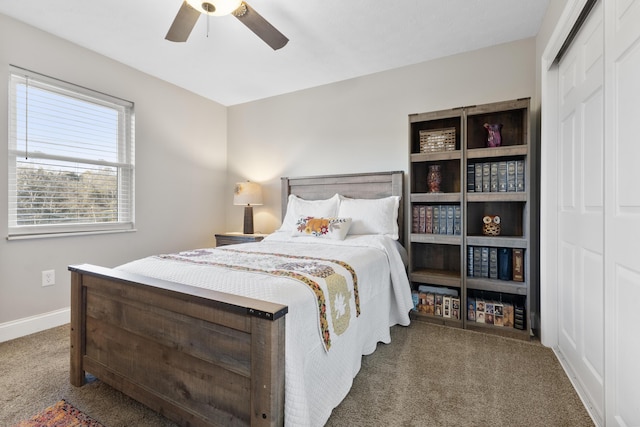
[234,181,263,206]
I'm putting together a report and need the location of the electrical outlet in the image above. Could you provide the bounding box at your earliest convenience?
[42,270,55,287]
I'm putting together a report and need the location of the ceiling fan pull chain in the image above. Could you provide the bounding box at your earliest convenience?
[206,13,210,37]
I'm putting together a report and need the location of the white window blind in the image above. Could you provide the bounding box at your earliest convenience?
[8,66,135,239]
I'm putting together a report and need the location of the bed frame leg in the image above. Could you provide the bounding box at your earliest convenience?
[69,270,86,387]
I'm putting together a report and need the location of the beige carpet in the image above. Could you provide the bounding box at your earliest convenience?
[0,322,593,427]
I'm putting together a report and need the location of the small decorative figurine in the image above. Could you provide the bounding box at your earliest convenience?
[482,215,501,236]
[484,123,503,147]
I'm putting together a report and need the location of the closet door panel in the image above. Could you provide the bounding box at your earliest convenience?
[605,0,640,425]
[557,1,604,423]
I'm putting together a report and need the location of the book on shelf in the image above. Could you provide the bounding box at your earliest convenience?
[482,162,491,192]
[480,246,489,278]
[507,160,517,192]
[411,291,419,310]
[514,305,526,330]
[418,292,427,313]
[516,160,525,192]
[498,247,513,281]
[418,206,426,234]
[503,302,514,328]
[454,205,461,236]
[474,163,483,192]
[443,296,451,318]
[490,162,499,192]
[425,206,433,234]
[498,161,508,192]
[452,297,460,320]
[467,163,475,192]
[446,205,454,235]
[493,302,504,327]
[489,247,498,279]
[467,246,474,277]
[425,293,435,315]
[432,205,440,234]
[475,298,486,323]
[435,294,443,316]
[485,302,495,325]
[512,248,524,282]
[467,297,476,322]
[473,246,482,277]
[412,206,420,233]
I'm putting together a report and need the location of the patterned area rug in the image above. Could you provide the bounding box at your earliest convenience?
[12,399,104,427]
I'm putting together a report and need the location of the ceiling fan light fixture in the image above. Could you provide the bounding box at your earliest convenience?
[186,0,242,16]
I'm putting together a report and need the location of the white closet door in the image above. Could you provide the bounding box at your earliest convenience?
[603,1,640,425]
[557,1,604,423]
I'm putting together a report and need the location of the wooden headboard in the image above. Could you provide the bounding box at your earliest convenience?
[281,171,404,245]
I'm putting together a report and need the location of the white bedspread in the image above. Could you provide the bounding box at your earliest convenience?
[116,232,413,427]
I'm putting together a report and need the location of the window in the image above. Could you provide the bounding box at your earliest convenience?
[8,66,135,239]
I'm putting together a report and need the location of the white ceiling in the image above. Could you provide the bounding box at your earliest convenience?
[0,0,550,106]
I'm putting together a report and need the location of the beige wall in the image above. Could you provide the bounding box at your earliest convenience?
[0,14,228,335]
[1,16,541,339]
[226,38,537,234]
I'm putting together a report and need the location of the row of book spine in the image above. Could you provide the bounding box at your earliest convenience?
[411,205,462,235]
[467,246,524,282]
[467,297,526,330]
[467,160,525,193]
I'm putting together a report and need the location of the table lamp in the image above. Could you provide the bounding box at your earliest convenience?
[233,181,263,234]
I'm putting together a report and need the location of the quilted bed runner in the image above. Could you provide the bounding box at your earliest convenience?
[157,248,360,351]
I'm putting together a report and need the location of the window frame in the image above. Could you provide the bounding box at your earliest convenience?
[7,66,135,239]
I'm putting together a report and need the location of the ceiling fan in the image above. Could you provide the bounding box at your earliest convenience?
[166,0,289,50]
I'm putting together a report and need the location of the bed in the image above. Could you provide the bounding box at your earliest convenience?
[69,170,413,427]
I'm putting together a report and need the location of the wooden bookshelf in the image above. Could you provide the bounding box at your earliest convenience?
[408,98,536,340]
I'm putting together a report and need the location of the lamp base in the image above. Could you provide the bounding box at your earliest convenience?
[243,206,254,235]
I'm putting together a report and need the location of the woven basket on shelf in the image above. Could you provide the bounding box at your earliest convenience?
[419,127,456,153]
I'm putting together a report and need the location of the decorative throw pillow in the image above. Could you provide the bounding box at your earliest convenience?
[279,194,340,231]
[292,217,352,240]
[337,195,400,239]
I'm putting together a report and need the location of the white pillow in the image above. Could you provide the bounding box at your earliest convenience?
[279,194,340,231]
[291,217,352,240]
[338,195,400,239]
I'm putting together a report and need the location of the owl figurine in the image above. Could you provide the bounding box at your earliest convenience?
[482,215,501,236]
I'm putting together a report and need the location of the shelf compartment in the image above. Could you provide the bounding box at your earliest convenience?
[410,269,461,288]
[466,201,525,237]
[466,100,529,150]
[410,115,463,154]
[411,243,461,278]
[411,159,461,194]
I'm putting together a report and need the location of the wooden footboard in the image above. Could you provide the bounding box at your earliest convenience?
[69,264,287,427]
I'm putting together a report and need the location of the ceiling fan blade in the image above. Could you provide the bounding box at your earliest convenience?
[233,2,289,50]
[165,1,201,42]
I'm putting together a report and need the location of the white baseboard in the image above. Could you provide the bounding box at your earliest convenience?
[552,346,602,427]
[0,307,70,343]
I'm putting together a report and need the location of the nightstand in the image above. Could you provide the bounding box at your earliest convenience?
[215,233,266,247]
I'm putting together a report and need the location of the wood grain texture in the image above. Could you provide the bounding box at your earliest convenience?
[281,171,405,245]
